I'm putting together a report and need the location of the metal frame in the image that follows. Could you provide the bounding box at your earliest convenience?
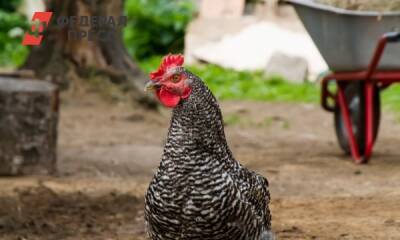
[321,32,400,163]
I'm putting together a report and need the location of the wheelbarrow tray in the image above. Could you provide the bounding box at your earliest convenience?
[286,0,400,72]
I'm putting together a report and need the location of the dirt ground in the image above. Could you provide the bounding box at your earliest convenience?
[1,90,400,240]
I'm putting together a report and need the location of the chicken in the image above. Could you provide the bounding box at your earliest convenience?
[144,54,273,240]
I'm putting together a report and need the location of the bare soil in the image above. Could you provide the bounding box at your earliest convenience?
[1,90,400,240]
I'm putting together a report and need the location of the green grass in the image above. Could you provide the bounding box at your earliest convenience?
[382,85,400,119]
[139,56,319,103]
[139,56,400,118]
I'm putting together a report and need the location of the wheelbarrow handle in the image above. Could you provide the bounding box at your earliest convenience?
[366,32,400,79]
[384,32,400,43]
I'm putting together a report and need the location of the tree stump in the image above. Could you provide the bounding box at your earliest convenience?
[22,0,157,108]
[0,78,59,175]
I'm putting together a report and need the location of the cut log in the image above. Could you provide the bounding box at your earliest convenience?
[0,78,59,175]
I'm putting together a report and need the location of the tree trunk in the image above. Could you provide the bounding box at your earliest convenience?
[22,0,156,108]
[0,78,58,175]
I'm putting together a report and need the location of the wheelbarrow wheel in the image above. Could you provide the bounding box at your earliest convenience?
[334,82,381,155]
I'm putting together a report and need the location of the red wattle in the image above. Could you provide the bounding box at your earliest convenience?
[181,87,192,99]
[157,88,181,108]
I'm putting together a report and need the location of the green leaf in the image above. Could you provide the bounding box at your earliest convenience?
[123,0,196,60]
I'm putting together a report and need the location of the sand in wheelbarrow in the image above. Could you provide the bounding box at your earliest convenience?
[317,0,400,11]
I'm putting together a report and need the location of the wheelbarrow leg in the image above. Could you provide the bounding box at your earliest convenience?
[337,83,363,163]
[363,82,375,163]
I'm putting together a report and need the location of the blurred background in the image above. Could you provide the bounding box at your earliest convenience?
[0,0,400,239]
[2,0,400,106]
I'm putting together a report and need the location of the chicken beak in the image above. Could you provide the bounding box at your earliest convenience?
[144,81,160,92]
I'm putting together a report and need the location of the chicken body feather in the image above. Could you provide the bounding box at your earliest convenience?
[145,72,272,240]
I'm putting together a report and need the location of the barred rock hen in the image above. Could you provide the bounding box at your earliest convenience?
[144,54,272,240]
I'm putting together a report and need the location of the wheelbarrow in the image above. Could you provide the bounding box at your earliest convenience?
[286,0,400,163]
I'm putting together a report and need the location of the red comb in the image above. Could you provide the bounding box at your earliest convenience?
[150,54,184,81]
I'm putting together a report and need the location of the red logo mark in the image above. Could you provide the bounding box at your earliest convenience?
[22,12,53,46]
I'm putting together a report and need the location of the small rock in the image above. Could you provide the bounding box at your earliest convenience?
[384,219,399,226]
[124,113,144,122]
[281,225,303,233]
[0,216,13,229]
[265,51,308,83]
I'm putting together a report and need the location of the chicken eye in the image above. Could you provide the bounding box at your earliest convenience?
[171,74,180,83]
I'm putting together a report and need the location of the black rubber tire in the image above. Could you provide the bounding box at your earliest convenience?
[334,82,381,155]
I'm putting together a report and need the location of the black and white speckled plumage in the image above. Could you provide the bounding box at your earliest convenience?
[145,69,272,240]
